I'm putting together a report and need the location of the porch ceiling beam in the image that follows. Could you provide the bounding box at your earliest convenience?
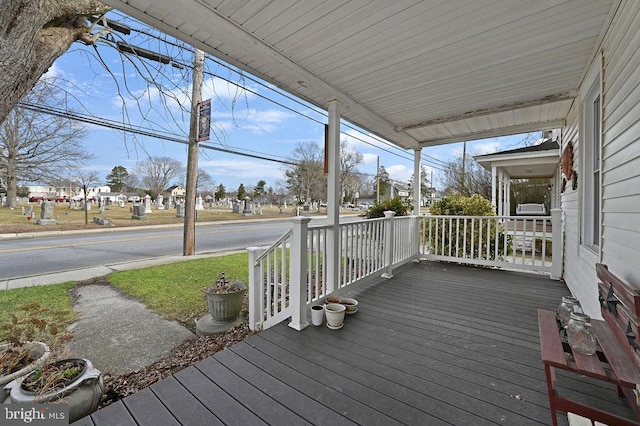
[402,92,576,131]
[416,119,567,147]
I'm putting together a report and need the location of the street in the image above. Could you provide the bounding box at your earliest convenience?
[0,216,361,281]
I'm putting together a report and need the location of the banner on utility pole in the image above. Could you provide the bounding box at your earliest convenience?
[197,99,211,141]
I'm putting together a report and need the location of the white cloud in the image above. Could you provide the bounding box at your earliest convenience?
[361,153,378,166]
[342,129,391,150]
[199,158,283,183]
[386,164,413,183]
[42,63,63,80]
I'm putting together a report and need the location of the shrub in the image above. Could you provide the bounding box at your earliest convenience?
[427,194,509,260]
[362,197,412,219]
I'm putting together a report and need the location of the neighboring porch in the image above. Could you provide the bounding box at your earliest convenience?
[77,262,635,425]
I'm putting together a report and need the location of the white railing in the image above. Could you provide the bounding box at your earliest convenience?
[247,229,294,331]
[419,210,562,274]
[248,210,563,331]
[248,212,419,331]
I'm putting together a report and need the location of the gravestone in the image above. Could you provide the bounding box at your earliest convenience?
[157,194,164,210]
[144,194,152,213]
[93,217,113,226]
[36,201,56,225]
[242,197,252,216]
[99,203,106,214]
[176,203,185,218]
[195,195,204,210]
[232,201,240,213]
[131,204,147,220]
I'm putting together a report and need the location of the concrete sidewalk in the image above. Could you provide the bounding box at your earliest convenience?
[66,284,194,374]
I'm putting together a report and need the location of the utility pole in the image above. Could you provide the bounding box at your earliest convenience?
[183,48,205,256]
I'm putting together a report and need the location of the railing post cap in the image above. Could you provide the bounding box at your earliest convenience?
[247,246,262,252]
[383,210,396,218]
[290,216,312,224]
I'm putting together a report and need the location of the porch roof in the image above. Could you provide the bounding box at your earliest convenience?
[475,140,560,178]
[82,262,635,425]
[100,0,617,148]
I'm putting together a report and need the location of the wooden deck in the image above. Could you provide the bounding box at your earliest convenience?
[74,262,636,425]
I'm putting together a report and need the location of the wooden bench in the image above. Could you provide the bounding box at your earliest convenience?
[538,263,640,426]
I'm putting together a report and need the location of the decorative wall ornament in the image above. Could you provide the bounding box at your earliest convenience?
[561,142,578,192]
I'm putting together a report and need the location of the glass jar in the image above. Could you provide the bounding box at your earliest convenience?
[557,296,583,328]
[566,312,597,355]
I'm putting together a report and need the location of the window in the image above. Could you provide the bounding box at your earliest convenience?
[582,79,601,250]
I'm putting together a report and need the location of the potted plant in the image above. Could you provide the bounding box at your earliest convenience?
[0,341,50,387]
[0,303,56,386]
[3,358,103,423]
[196,272,246,335]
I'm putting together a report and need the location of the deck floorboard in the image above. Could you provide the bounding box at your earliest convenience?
[78,261,638,425]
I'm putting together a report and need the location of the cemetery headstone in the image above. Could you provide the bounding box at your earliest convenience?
[132,204,147,220]
[195,195,204,210]
[232,201,240,214]
[157,194,164,210]
[176,203,185,218]
[93,217,113,226]
[144,194,152,213]
[242,197,252,216]
[36,201,56,225]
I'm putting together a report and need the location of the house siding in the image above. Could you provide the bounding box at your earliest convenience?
[562,0,640,318]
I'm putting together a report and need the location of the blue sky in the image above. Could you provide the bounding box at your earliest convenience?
[41,13,538,194]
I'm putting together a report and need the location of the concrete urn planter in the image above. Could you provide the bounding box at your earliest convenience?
[3,358,103,423]
[0,341,51,387]
[196,273,246,335]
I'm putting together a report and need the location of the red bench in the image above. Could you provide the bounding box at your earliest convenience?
[538,263,640,425]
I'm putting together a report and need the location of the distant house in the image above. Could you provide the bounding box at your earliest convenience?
[166,185,186,202]
[26,184,110,202]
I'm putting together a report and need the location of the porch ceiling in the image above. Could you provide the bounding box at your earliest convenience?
[101,0,618,149]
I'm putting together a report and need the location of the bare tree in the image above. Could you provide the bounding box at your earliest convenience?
[0,83,93,208]
[196,168,214,194]
[136,156,184,198]
[284,141,325,204]
[0,0,110,124]
[440,154,492,199]
[339,141,364,204]
[75,171,99,225]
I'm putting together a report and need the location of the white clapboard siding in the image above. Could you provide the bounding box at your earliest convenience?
[561,0,640,318]
[601,0,640,287]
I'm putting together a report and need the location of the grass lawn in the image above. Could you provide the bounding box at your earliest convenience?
[0,283,77,349]
[1,252,249,346]
[106,252,249,327]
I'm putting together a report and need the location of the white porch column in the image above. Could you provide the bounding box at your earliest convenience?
[498,170,504,216]
[381,211,396,279]
[247,246,263,331]
[413,148,422,214]
[326,99,341,294]
[505,177,511,216]
[491,165,497,211]
[288,216,311,330]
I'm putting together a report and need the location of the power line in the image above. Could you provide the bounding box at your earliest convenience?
[103,14,443,170]
[18,102,297,166]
